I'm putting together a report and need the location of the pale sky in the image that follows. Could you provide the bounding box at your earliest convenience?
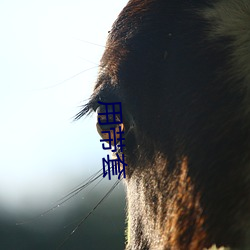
[0,0,128,212]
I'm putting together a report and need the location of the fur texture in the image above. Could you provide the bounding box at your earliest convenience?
[78,0,250,249]
[202,0,250,115]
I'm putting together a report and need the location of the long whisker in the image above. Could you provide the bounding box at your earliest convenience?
[33,66,99,91]
[61,176,105,230]
[56,169,103,204]
[16,168,104,225]
[78,57,100,66]
[76,39,106,48]
[56,178,123,250]
[76,38,126,66]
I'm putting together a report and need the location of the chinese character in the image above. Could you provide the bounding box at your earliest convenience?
[97,101,127,180]
[100,126,125,152]
[97,101,123,125]
[102,154,127,180]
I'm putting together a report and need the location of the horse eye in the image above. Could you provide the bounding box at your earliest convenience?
[95,107,124,145]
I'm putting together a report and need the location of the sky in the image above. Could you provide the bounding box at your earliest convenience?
[0,0,128,213]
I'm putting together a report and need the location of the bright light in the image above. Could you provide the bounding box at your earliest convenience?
[0,0,127,211]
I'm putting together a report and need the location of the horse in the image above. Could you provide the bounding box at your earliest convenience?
[77,0,250,249]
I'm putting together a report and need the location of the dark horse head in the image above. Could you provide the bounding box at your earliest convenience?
[77,0,250,249]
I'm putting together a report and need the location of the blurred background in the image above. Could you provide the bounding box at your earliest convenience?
[0,0,128,249]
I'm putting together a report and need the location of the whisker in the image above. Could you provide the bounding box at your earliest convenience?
[56,178,123,250]
[84,173,105,195]
[16,168,103,225]
[76,39,126,64]
[61,176,105,230]
[32,66,98,91]
[56,169,103,204]
[75,39,106,48]
[78,57,100,66]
